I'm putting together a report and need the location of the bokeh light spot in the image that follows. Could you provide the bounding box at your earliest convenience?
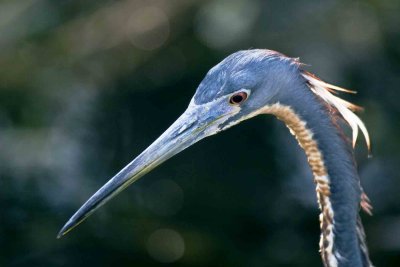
[146,228,185,263]
[337,3,382,54]
[195,0,260,49]
[126,6,170,51]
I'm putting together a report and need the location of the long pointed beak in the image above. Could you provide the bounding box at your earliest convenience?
[58,101,238,238]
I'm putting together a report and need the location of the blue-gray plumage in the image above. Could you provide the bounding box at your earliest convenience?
[58,49,372,267]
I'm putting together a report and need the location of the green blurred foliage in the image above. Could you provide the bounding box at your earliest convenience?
[0,0,399,266]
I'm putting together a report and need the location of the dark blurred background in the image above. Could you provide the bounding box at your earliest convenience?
[0,0,399,266]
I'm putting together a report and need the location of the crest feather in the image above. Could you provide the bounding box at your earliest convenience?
[302,72,370,150]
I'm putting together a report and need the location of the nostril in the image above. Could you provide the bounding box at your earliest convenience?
[177,120,196,134]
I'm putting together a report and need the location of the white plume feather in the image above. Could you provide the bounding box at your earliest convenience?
[302,72,370,150]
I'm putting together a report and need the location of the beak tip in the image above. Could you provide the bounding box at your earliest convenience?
[57,224,69,239]
[57,219,76,239]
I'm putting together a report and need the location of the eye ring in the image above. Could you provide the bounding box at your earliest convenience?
[229,91,248,105]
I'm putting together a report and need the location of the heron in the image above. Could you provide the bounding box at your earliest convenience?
[58,49,373,267]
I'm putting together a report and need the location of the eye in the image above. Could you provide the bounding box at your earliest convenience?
[229,91,248,105]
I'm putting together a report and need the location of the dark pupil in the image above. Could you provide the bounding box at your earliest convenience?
[231,94,243,103]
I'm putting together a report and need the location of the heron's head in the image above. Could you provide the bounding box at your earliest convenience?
[58,49,301,237]
[191,49,300,132]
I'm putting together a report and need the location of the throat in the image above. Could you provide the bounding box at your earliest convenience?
[262,103,338,266]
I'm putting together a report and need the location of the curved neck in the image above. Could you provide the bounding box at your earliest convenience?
[264,83,370,267]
